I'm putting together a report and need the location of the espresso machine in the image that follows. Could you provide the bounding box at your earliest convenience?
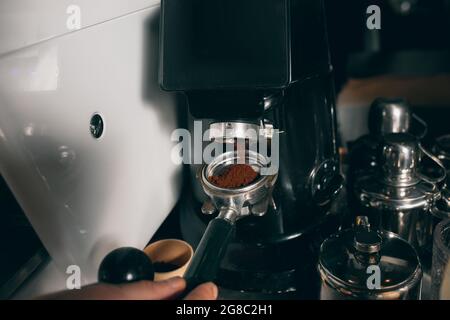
[160,0,343,298]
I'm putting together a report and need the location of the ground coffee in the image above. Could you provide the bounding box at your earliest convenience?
[209,164,259,189]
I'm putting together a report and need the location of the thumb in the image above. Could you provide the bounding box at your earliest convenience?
[184,282,218,300]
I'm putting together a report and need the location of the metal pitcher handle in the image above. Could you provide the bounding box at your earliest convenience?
[417,143,447,185]
[412,113,428,140]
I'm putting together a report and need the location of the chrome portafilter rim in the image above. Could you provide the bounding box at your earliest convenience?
[199,150,278,219]
[201,150,277,195]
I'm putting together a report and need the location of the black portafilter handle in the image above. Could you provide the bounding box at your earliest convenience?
[183,214,236,294]
[97,216,235,299]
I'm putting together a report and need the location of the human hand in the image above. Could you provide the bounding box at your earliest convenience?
[38,277,218,300]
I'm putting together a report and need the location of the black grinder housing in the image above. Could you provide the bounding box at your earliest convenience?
[159,0,343,298]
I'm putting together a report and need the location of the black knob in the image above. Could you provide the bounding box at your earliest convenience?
[98,247,155,284]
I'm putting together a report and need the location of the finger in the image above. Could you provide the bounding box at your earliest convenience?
[118,277,187,300]
[184,282,218,300]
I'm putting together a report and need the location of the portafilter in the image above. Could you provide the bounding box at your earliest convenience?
[183,150,278,291]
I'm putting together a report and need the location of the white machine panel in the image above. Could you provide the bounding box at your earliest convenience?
[0,0,159,55]
[0,2,181,289]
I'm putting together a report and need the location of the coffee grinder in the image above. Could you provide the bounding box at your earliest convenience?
[159,0,343,298]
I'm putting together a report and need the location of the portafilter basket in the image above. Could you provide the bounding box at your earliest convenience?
[183,150,278,292]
